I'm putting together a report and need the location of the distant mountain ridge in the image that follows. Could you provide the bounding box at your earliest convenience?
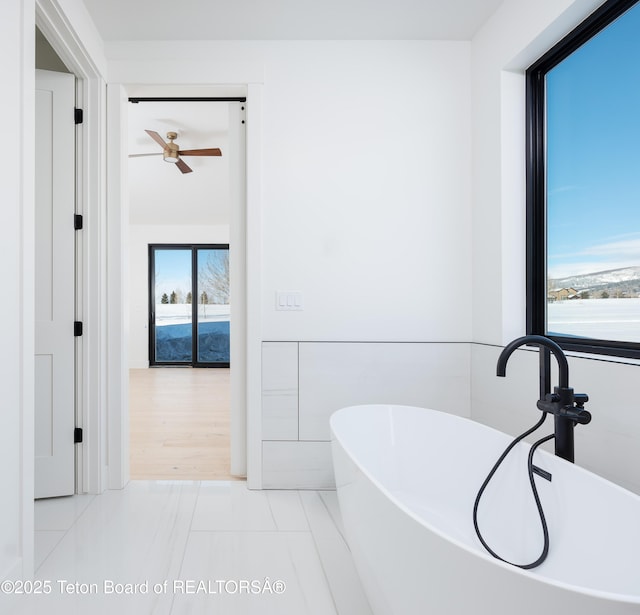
[550,266,640,298]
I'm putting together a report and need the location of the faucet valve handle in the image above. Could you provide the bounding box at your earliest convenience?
[574,393,589,407]
[563,406,592,425]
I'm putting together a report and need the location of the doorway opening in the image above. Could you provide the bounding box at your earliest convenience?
[127,96,245,480]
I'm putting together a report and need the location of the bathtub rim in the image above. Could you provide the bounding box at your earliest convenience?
[330,403,640,606]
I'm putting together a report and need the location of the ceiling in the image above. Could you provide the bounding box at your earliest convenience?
[127,100,231,226]
[82,0,503,42]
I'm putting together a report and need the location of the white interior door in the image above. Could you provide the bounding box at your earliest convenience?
[35,69,76,499]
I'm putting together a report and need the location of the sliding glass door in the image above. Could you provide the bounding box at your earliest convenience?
[149,244,230,367]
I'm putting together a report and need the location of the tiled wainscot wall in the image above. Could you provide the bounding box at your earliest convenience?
[261,342,471,489]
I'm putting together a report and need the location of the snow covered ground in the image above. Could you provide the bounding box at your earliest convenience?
[548,298,640,342]
[154,303,230,326]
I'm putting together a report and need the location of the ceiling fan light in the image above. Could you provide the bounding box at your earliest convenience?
[163,150,179,163]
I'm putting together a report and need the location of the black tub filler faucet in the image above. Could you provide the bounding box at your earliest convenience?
[496,335,591,463]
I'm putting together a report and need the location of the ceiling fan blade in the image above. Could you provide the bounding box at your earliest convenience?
[176,159,193,174]
[128,152,163,158]
[178,148,222,157]
[145,129,168,149]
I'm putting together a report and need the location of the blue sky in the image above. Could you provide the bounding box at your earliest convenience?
[546,2,640,279]
[153,248,226,301]
[154,249,191,300]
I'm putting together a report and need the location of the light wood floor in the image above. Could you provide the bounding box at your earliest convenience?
[129,367,238,480]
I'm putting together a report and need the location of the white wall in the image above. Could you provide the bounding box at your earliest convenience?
[470,0,640,496]
[129,224,230,367]
[254,41,472,486]
[258,42,472,343]
[108,40,473,344]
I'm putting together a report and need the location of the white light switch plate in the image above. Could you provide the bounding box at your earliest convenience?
[276,291,304,311]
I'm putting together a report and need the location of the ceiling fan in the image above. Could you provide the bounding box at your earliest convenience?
[129,130,222,174]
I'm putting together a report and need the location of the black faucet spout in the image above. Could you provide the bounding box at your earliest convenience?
[496,334,569,388]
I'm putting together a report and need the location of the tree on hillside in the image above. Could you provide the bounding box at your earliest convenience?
[170,291,177,304]
[186,291,192,304]
[160,293,169,304]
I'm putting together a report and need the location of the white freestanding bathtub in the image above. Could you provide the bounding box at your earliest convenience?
[330,404,640,615]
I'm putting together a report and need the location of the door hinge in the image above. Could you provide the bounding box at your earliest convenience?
[75,108,84,125]
[74,427,83,444]
[74,214,83,230]
[74,321,83,337]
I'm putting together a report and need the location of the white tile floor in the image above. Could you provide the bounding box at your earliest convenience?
[5,481,373,615]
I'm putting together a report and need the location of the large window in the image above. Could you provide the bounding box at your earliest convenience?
[527,0,640,357]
